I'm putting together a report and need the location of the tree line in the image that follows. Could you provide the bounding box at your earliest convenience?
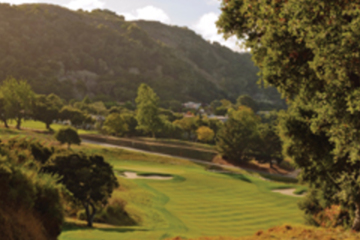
[0,77,284,168]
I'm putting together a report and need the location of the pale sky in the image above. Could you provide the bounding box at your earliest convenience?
[0,0,244,52]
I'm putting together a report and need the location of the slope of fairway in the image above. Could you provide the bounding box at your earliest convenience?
[60,155,304,240]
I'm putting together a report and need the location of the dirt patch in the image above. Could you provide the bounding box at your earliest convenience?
[120,171,173,180]
[272,188,304,197]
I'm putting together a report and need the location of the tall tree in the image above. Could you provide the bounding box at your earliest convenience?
[217,0,360,230]
[216,106,259,162]
[135,84,161,138]
[33,94,63,130]
[0,78,35,129]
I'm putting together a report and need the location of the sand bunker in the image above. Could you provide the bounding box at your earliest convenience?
[121,171,173,180]
[272,188,305,197]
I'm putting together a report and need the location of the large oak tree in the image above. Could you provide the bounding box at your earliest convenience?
[217,0,360,230]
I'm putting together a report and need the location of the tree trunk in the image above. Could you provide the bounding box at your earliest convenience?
[46,122,50,130]
[3,119,8,128]
[67,143,71,149]
[352,201,360,231]
[152,131,155,138]
[16,117,21,129]
[84,202,97,228]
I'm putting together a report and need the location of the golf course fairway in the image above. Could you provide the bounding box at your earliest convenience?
[60,158,304,240]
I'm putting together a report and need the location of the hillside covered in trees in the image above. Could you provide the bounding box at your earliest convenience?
[0,3,282,106]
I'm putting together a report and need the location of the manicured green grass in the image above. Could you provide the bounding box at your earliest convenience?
[6,120,97,134]
[136,137,216,151]
[0,128,304,240]
[61,144,304,240]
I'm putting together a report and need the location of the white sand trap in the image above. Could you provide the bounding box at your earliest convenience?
[121,171,173,180]
[272,188,305,197]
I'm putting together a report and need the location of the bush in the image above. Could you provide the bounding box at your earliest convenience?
[196,126,214,143]
[298,188,352,228]
[0,160,64,239]
[76,199,137,226]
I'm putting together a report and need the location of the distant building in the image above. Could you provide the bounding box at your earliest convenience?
[208,114,228,123]
[183,102,201,110]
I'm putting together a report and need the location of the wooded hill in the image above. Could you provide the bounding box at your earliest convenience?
[0,3,283,106]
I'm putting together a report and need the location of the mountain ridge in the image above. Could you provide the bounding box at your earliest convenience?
[0,3,282,106]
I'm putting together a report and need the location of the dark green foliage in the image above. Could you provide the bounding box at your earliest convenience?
[159,108,182,122]
[217,0,360,230]
[59,106,92,127]
[33,93,63,130]
[42,152,119,227]
[236,95,259,113]
[54,127,81,149]
[102,113,128,136]
[157,119,183,139]
[253,123,283,167]
[6,138,54,164]
[214,106,228,116]
[77,200,137,226]
[207,118,224,138]
[210,100,222,111]
[30,142,54,164]
[216,107,260,162]
[173,117,198,140]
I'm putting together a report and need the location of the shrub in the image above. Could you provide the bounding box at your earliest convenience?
[196,126,214,143]
[0,160,64,239]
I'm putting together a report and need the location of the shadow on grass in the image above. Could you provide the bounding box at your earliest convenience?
[62,222,148,234]
[259,173,298,183]
[222,173,252,183]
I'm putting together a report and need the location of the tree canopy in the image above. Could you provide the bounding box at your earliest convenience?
[217,0,360,230]
[42,152,119,227]
[54,127,81,149]
[216,106,260,162]
[102,113,129,136]
[33,93,63,130]
[135,84,162,138]
[0,78,35,129]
